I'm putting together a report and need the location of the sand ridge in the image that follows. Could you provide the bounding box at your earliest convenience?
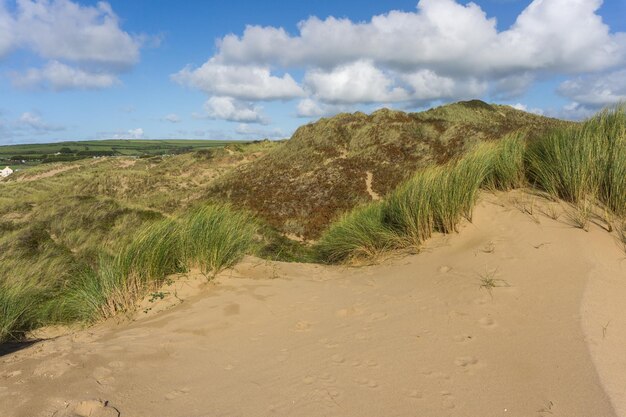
[0,194,624,417]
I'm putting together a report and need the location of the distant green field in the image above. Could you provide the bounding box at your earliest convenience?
[0,139,245,169]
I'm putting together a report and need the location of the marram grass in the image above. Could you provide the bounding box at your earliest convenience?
[61,204,258,322]
[180,204,257,277]
[317,141,504,263]
[526,105,626,216]
[316,202,400,263]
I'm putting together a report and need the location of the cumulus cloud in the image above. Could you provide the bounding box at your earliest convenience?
[203,96,266,124]
[174,0,626,121]
[214,0,624,74]
[296,99,350,118]
[2,0,145,90]
[509,103,544,115]
[558,69,626,108]
[304,61,408,104]
[11,60,119,90]
[172,59,304,101]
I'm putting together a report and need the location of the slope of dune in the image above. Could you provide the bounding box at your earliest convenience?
[1,192,624,417]
[211,101,568,239]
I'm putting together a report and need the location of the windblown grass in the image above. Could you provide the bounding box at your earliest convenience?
[0,281,48,342]
[318,105,626,264]
[484,132,527,191]
[526,106,626,216]
[317,203,400,263]
[317,142,501,262]
[180,204,257,277]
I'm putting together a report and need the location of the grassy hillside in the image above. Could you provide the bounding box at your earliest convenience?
[212,100,569,239]
[5,100,618,343]
[0,139,246,170]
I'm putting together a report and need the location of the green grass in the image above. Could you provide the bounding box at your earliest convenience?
[526,106,626,216]
[484,132,527,191]
[317,106,626,263]
[0,281,48,342]
[316,202,400,263]
[0,139,246,170]
[316,142,501,262]
[2,105,625,341]
[180,204,258,277]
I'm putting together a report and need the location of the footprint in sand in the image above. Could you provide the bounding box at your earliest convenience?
[367,312,388,322]
[438,266,452,274]
[223,303,240,316]
[107,361,124,369]
[57,399,120,417]
[33,359,76,379]
[405,389,423,399]
[454,356,479,367]
[355,378,379,389]
[479,316,497,329]
[318,338,339,349]
[331,354,345,364]
[294,320,313,331]
[453,334,474,344]
[92,367,115,386]
[302,375,316,385]
[2,369,22,379]
[165,387,191,400]
[440,391,456,409]
[336,306,364,318]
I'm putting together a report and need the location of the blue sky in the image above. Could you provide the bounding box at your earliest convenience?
[0,0,625,144]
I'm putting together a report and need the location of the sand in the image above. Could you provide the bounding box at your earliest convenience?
[1,193,625,417]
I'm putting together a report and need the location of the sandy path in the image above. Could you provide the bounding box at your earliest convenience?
[1,195,624,417]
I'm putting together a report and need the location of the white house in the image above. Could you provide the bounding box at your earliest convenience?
[0,166,13,178]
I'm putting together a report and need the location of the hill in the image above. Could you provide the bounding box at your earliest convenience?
[0,139,246,170]
[211,100,568,239]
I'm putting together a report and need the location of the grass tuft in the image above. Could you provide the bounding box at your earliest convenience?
[180,204,257,277]
[316,203,400,263]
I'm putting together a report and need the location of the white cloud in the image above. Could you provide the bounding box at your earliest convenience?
[203,96,266,124]
[175,0,626,121]
[18,111,65,131]
[509,103,544,115]
[214,0,624,75]
[110,128,144,139]
[305,61,408,104]
[12,60,119,90]
[558,69,626,108]
[0,3,14,58]
[163,113,181,123]
[12,0,140,67]
[235,123,286,139]
[296,98,349,118]
[554,102,596,121]
[1,0,144,90]
[172,59,304,101]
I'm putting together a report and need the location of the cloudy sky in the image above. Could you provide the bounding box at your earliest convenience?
[0,0,625,144]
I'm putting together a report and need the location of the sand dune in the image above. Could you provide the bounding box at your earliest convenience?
[1,194,624,417]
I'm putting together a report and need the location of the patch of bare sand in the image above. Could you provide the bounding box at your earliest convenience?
[1,194,625,417]
[16,165,78,182]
